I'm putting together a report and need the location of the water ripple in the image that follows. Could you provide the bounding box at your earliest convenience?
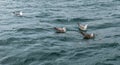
[0,0,120,65]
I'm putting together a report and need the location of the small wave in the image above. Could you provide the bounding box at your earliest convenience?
[75,43,120,51]
[0,50,62,65]
[26,51,62,62]
[0,56,24,65]
[95,62,113,65]
[69,51,91,60]
[35,12,52,18]
[114,0,120,1]
[106,55,120,61]
[54,18,68,22]
[89,43,119,49]
[99,2,115,7]
[111,14,120,18]
[17,27,49,32]
[56,36,79,42]
[40,34,80,43]
[0,37,19,45]
[70,17,101,22]
[53,17,101,24]
[91,22,120,30]
[114,35,120,38]
[104,34,120,39]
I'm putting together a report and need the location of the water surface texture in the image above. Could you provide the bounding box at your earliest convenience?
[0,0,120,65]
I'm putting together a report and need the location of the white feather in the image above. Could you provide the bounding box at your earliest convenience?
[79,24,88,30]
[63,27,66,32]
[90,33,94,37]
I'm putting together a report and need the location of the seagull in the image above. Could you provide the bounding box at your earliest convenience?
[78,23,88,31]
[80,31,95,39]
[54,27,66,33]
[13,11,23,16]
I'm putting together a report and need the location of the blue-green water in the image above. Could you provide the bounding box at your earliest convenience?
[0,0,120,65]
